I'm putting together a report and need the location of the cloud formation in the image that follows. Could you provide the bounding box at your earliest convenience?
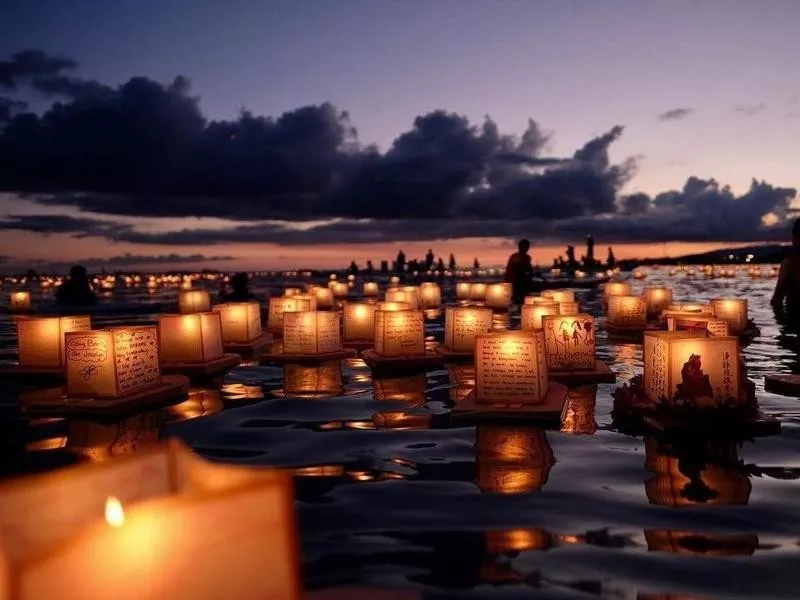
[658,108,694,121]
[734,103,766,116]
[20,253,234,272]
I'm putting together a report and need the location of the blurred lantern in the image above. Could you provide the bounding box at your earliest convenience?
[389,276,400,285]
[267,296,314,335]
[643,287,673,320]
[541,314,595,370]
[385,288,418,309]
[282,311,341,355]
[632,269,647,280]
[603,282,631,300]
[375,301,410,312]
[402,286,421,308]
[311,286,334,309]
[363,282,379,298]
[374,309,425,357]
[542,290,575,304]
[9,290,31,311]
[474,331,548,404]
[710,298,748,335]
[214,301,262,342]
[178,289,211,314]
[485,283,512,310]
[443,306,493,352]
[158,313,224,364]
[16,316,91,369]
[418,282,442,308]
[456,282,471,300]
[556,300,580,315]
[520,302,559,331]
[283,287,302,297]
[667,303,712,314]
[606,295,646,328]
[469,283,487,301]
[331,282,349,299]
[342,302,377,342]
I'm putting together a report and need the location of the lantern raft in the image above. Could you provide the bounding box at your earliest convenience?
[541,314,615,385]
[158,313,240,378]
[261,311,355,364]
[214,301,273,354]
[434,306,493,362]
[341,302,378,351]
[603,295,654,338]
[361,309,443,372]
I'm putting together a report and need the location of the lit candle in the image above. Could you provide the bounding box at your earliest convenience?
[158,313,224,364]
[177,289,211,314]
[520,302,559,331]
[16,316,91,369]
[343,302,377,342]
[443,306,493,352]
[643,287,673,320]
[214,301,262,342]
[484,283,512,309]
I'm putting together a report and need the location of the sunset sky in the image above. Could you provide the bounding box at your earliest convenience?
[1,0,798,271]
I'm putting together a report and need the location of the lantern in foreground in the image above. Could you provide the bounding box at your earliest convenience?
[541,314,595,370]
[363,282,379,298]
[16,316,91,369]
[542,290,575,304]
[643,287,673,320]
[342,303,377,342]
[443,306,493,352]
[710,298,748,335]
[177,289,211,314]
[0,439,300,600]
[214,302,262,342]
[485,283,512,309]
[475,425,553,494]
[606,295,646,328]
[456,282,471,301]
[418,283,442,308]
[643,331,740,406]
[283,361,343,396]
[469,283,487,301]
[474,332,548,404]
[666,314,729,336]
[9,291,32,311]
[158,313,223,364]
[374,309,425,357]
[267,296,314,334]
[64,326,161,397]
[520,302,559,331]
[282,311,341,355]
[603,282,631,299]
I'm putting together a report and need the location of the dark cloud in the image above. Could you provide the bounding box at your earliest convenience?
[0,50,76,90]
[735,103,765,116]
[21,253,234,272]
[658,108,694,121]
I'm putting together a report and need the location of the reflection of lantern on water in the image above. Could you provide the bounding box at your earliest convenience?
[485,283,512,309]
[267,296,314,334]
[371,411,432,430]
[456,282,471,300]
[418,282,442,307]
[166,388,224,422]
[10,290,31,311]
[644,529,758,556]
[475,425,554,494]
[16,315,91,369]
[312,286,334,309]
[443,306,493,351]
[447,363,475,404]
[469,283,488,301]
[363,282,379,298]
[643,287,673,320]
[374,309,425,357]
[644,437,751,507]
[294,465,344,477]
[282,311,341,355]
[604,282,631,300]
[643,331,740,406]
[710,298,748,335]
[178,289,211,314]
[542,290,575,304]
[283,361,343,396]
[158,313,224,364]
[606,295,646,327]
[474,331,548,405]
[373,373,427,407]
[214,301,262,342]
[66,412,162,462]
[560,385,598,434]
[520,302,559,330]
[343,302,377,341]
[485,529,551,554]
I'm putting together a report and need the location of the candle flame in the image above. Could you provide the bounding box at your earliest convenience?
[105,496,125,527]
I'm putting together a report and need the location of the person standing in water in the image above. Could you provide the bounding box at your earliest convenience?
[504,239,533,303]
[772,219,800,315]
[56,265,96,306]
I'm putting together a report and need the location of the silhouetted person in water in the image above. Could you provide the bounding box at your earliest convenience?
[505,239,533,303]
[436,257,445,272]
[425,249,435,270]
[473,258,480,270]
[366,260,375,274]
[448,254,456,270]
[566,245,577,268]
[396,250,406,273]
[56,265,96,306]
[348,260,359,275]
[223,272,254,301]
[607,247,616,268]
[772,219,800,315]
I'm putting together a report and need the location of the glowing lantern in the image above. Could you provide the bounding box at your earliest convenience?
[469,283,487,301]
[283,361,343,396]
[710,298,748,335]
[343,302,377,342]
[474,332,548,404]
[523,296,551,305]
[456,282,471,300]
[633,269,647,280]
[603,282,631,300]
[177,289,211,314]
[214,301,262,342]
[443,306,493,352]
[158,313,223,364]
[667,314,730,336]
[331,282,349,299]
[16,316,91,369]
[347,274,355,282]
[418,283,441,308]
[557,300,580,315]
[541,314,595,370]
[667,303,711,314]
[312,286,334,309]
[9,291,31,311]
[267,296,314,334]
[542,290,575,304]
[475,425,553,494]
[363,282,379,297]
[389,276,400,285]
[375,301,410,312]
[282,311,341,355]
[485,283,512,309]
[0,440,299,600]
[643,287,673,320]
[561,386,598,435]
[520,302,559,331]
[283,287,302,297]
[402,286,420,307]
[374,309,425,357]
[643,331,740,406]
[291,293,317,310]
[64,326,161,397]
[385,288,418,309]
[606,295,646,328]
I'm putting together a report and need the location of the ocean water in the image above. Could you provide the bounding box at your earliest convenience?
[1,270,799,600]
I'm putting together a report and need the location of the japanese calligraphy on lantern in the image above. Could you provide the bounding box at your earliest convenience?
[542,314,595,369]
[607,296,646,328]
[475,332,548,404]
[444,307,493,352]
[374,310,425,356]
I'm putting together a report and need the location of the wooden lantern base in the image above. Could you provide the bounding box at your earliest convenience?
[20,375,190,416]
[342,340,375,352]
[360,349,444,372]
[433,346,475,363]
[0,364,66,384]
[160,353,241,377]
[222,332,273,354]
[260,348,356,365]
[548,360,616,385]
[452,382,568,423]
[764,373,800,397]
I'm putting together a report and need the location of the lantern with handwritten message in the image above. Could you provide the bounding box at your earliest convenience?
[385,288,418,309]
[523,296,551,305]
[343,302,377,342]
[282,311,341,355]
[312,287,334,309]
[9,291,31,311]
[443,306,493,352]
[16,316,91,369]
[541,314,595,370]
[710,298,748,335]
[363,282,379,298]
[520,302,559,331]
[643,331,740,406]
[283,361,343,396]
[64,326,161,397]
[643,287,673,320]
[603,282,631,300]
[475,425,553,494]
[267,296,314,334]
[556,300,580,315]
[418,282,441,308]
[331,282,349,299]
[0,439,300,600]
[214,301,262,342]
[374,309,425,357]
[456,282,471,301]
[666,314,730,336]
[474,332,548,404]
[469,283,487,301]
[485,283,512,309]
[606,295,647,328]
[561,386,598,435]
[158,313,223,364]
[177,289,211,314]
[283,287,302,297]
[542,290,575,304]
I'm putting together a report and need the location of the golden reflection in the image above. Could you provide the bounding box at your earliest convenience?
[485,529,552,553]
[560,385,598,435]
[611,343,640,368]
[644,530,758,556]
[66,412,162,462]
[423,308,442,320]
[282,361,343,398]
[293,465,344,477]
[447,364,475,404]
[372,411,432,430]
[475,425,554,494]
[25,436,67,451]
[644,437,751,507]
[490,311,511,331]
[373,373,427,407]
[165,388,224,423]
[220,383,264,401]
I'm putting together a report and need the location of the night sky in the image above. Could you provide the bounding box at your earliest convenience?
[0,0,798,271]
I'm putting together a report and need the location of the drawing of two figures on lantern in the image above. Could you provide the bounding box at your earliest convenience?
[544,318,593,363]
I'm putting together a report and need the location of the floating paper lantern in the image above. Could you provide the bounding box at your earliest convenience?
[177,289,211,314]
[603,282,631,299]
[343,302,377,342]
[347,274,355,282]
[9,291,31,311]
[385,288,418,309]
[633,269,647,280]
[64,326,161,397]
[666,314,729,336]
[16,316,91,369]
[542,290,575,304]
[643,331,740,406]
[710,298,748,335]
[520,302,559,331]
[667,303,712,314]
[267,296,314,334]
[606,295,646,328]
[214,301,262,342]
[418,282,442,308]
[541,314,595,370]
[363,282,379,297]
[375,301,410,312]
[485,283,512,309]
[331,282,349,299]
[0,439,300,600]
[443,306,493,352]
[475,425,553,494]
[402,286,420,308]
[556,300,580,315]
[310,286,334,309]
[389,276,400,285]
[283,361,343,396]
[456,282,471,300]
[561,386,598,435]
[643,287,673,320]
[283,287,302,297]
[282,311,341,355]
[523,296,551,306]
[374,309,425,357]
[158,313,223,364]
[474,331,548,404]
[469,283,487,301]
